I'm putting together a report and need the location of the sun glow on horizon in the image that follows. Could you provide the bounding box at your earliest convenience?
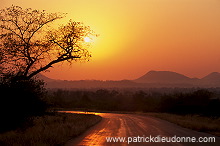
[2,0,220,80]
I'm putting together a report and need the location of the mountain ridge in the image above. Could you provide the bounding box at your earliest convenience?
[37,71,220,88]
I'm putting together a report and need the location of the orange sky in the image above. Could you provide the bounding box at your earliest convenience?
[1,0,220,80]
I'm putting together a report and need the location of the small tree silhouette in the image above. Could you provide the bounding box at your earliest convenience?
[0,5,95,79]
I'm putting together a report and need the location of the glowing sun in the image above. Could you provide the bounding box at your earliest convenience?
[84,37,91,42]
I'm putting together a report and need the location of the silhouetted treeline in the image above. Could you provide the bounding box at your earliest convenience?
[159,89,219,115]
[47,89,220,116]
[0,75,47,132]
[46,88,220,116]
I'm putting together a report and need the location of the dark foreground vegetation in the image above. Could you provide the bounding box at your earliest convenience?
[0,76,47,132]
[0,76,101,145]
[0,113,101,145]
[47,88,220,117]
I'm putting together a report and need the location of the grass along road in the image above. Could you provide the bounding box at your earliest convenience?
[0,113,102,146]
[147,113,220,137]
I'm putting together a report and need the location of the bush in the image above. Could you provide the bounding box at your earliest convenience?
[0,76,47,132]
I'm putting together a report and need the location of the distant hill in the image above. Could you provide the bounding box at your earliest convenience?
[36,71,220,89]
[36,73,56,82]
[134,70,192,84]
[202,72,220,81]
[200,72,220,86]
[36,74,138,88]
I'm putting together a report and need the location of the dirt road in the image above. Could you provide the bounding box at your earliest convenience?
[65,112,220,146]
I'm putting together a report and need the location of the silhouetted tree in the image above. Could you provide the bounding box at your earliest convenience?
[0,5,96,132]
[0,5,95,80]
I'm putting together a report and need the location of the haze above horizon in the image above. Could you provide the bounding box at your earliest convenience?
[1,0,220,80]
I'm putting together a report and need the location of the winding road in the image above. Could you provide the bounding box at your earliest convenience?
[65,111,220,146]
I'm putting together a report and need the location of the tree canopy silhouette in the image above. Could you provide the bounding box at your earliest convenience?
[0,5,94,79]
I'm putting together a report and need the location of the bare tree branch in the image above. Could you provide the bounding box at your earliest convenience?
[0,5,95,80]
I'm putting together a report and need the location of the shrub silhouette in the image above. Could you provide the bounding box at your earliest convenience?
[0,76,47,132]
